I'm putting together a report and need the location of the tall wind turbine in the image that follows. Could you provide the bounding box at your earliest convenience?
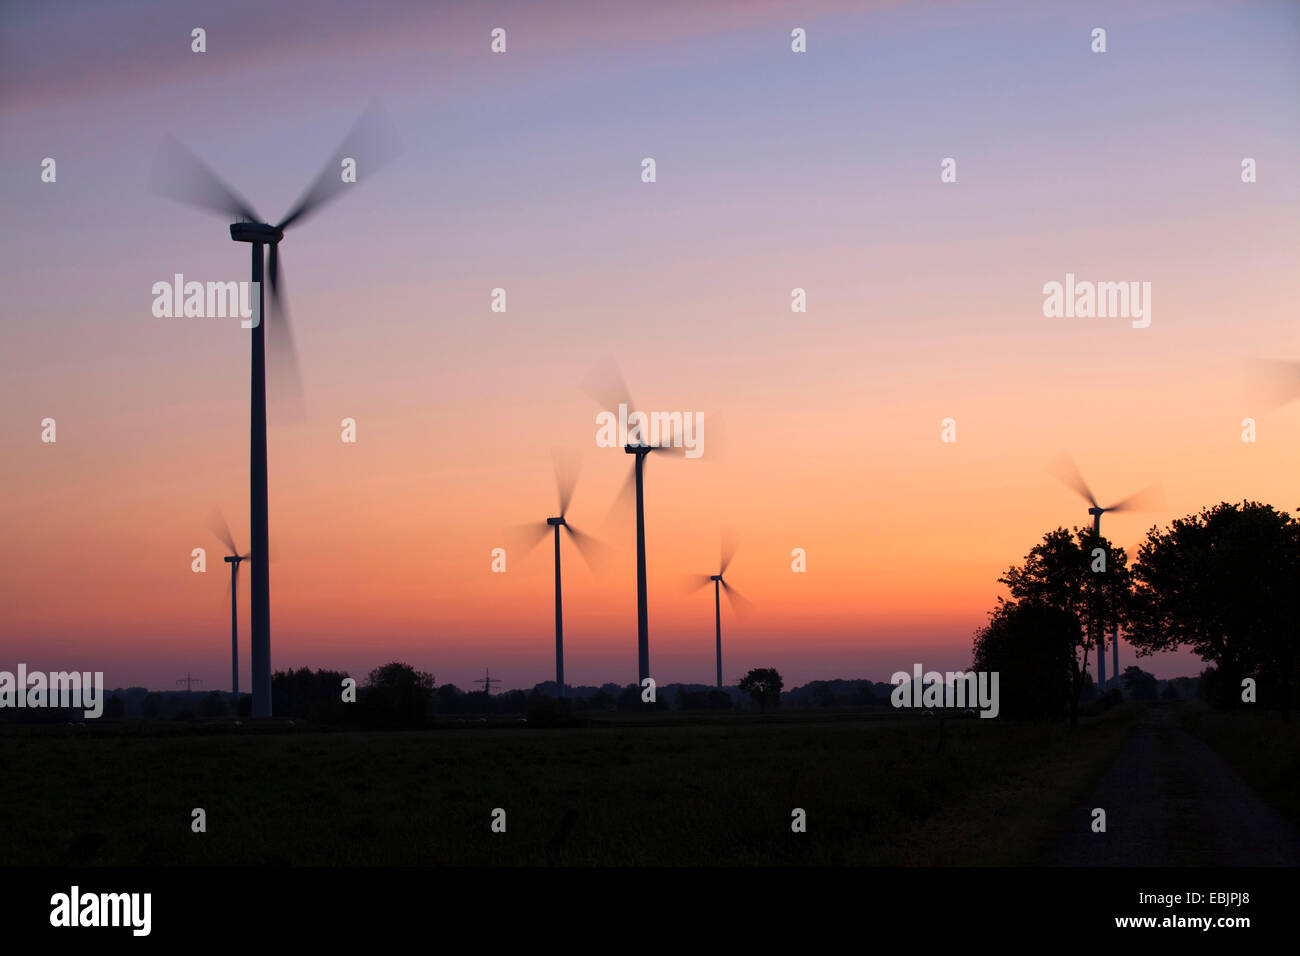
[584,362,686,686]
[1052,457,1161,690]
[157,105,398,716]
[510,452,607,698]
[687,534,752,688]
[210,511,249,706]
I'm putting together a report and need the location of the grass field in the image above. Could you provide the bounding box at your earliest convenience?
[0,707,1139,866]
[1178,702,1300,826]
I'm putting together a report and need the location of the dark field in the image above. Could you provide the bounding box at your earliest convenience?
[1,708,1141,866]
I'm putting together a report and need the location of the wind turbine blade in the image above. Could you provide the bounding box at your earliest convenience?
[650,432,687,458]
[153,135,261,222]
[266,244,307,424]
[721,579,754,616]
[1246,358,1300,414]
[208,508,238,555]
[505,521,551,559]
[582,357,635,419]
[276,101,401,231]
[564,523,611,572]
[1049,455,1098,509]
[553,448,580,518]
[1106,483,1164,514]
[602,464,638,527]
[719,530,738,577]
[681,573,714,594]
[650,410,712,460]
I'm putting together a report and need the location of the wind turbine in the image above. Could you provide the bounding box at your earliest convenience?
[584,361,687,686]
[1052,457,1161,691]
[687,534,752,688]
[510,451,607,698]
[210,511,249,706]
[157,105,399,716]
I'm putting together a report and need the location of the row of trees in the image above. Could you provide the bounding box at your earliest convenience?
[261,664,789,729]
[973,500,1299,723]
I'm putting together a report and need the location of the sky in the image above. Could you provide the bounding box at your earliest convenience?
[1,0,1298,692]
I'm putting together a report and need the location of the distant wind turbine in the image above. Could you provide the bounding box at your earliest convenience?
[1051,456,1162,690]
[156,104,399,716]
[510,451,608,698]
[687,533,752,688]
[210,510,249,705]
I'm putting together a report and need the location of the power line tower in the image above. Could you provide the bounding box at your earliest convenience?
[177,673,204,693]
[474,668,501,696]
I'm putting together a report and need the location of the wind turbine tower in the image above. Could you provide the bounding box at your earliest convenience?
[157,105,399,715]
[1054,457,1161,690]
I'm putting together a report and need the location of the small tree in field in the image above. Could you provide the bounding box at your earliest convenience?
[738,668,783,712]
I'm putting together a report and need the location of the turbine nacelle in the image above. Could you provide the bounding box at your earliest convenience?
[547,516,566,527]
[624,443,653,455]
[229,222,284,244]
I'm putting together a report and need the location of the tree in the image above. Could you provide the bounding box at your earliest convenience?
[674,687,709,711]
[810,681,836,709]
[434,683,462,715]
[853,683,877,707]
[971,600,1077,721]
[996,527,1131,727]
[1121,666,1157,702]
[198,690,228,718]
[526,691,572,727]
[272,667,352,723]
[738,668,783,712]
[361,661,435,729]
[1127,501,1300,710]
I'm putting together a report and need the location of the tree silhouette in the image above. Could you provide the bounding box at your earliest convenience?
[997,527,1131,727]
[971,600,1077,721]
[198,690,228,718]
[272,667,352,723]
[141,692,163,718]
[361,661,435,729]
[738,668,783,711]
[1127,501,1300,710]
[1122,666,1158,701]
[810,681,836,709]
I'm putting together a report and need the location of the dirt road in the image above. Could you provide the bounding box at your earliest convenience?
[1041,707,1300,866]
